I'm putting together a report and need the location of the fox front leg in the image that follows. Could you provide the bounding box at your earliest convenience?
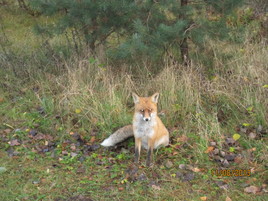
[146,139,154,166]
[135,138,141,163]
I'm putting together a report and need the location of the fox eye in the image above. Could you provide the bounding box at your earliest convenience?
[140,109,144,112]
[149,109,152,112]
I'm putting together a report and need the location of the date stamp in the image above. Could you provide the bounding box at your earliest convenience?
[211,169,251,177]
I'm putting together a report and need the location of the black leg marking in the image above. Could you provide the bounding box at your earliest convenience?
[146,148,152,166]
[135,147,140,163]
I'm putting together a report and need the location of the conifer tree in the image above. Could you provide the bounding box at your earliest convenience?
[31,0,244,65]
[112,0,244,65]
[31,0,136,52]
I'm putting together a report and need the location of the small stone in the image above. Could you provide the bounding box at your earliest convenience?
[244,185,260,194]
[213,155,222,162]
[220,151,226,157]
[176,171,183,178]
[138,173,147,181]
[183,172,195,182]
[70,152,78,157]
[32,180,40,184]
[248,132,257,139]
[213,148,219,155]
[240,127,247,133]
[29,129,38,136]
[216,181,228,190]
[165,160,173,168]
[222,159,230,167]
[226,137,235,145]
[179,164,186,169]
[225,154,236,161]
[91,144,100,151]
[210,141,217,146]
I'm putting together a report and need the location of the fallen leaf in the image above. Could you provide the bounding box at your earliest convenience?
[244,185,260,194]
[4,128,12,134]
[226,196,232,201]
[248,147,256,152]
[205,146,214,153]
[177,135,189,142]
[151,184,161,190]
[233,133,241,141]
[75,109,81,114]
[234,156,242,164]
[229,147,235,152]
[8,139,20,146]
[90,136,96,143]
[118,187,124,191]
[200,196,207,201]
[70,145,76,151]
[192,167,201,172]
[70,131,74,135]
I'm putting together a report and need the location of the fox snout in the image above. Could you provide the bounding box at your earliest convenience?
[143,117,151,121]
[141,110,153,122]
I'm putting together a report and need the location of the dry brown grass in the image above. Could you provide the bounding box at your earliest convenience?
[21,38,265,147]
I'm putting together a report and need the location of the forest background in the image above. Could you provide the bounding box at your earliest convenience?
[0,0,267,200]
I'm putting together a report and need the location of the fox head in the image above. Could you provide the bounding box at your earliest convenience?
[132,92,159,122]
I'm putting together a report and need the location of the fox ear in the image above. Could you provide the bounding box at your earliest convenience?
[132,92,140,104]
[151,93,159,103]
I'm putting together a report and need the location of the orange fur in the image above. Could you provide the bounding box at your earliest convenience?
[132,92,169,166]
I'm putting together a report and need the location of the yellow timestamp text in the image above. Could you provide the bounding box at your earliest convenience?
[211,169,251,177]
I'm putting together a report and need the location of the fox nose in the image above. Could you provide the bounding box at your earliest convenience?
[144,117,150,121]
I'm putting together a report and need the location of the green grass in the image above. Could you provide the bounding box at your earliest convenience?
[0,3,268,201]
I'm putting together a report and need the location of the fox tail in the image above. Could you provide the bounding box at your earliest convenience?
[101,125,133,147]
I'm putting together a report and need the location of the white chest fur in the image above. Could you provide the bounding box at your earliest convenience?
[133,113,156,149]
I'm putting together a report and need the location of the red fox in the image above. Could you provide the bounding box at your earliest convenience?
[101,93,169,166]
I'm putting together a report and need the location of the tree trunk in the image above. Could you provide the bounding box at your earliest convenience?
[180,37,189,66]
[180,0,190,66]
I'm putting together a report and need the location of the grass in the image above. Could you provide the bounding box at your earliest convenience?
[0,3,268,201]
